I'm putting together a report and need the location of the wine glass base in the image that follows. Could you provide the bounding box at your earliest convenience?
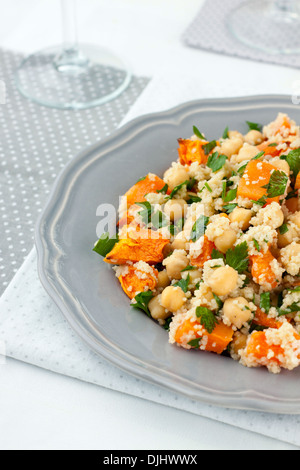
[227,0,300,55]
[15,44,132,110]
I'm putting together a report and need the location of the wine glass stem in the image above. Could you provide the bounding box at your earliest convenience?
[61,0,78,53]
[55,0,89,74]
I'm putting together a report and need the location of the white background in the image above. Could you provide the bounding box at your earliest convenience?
[0,0,299,450]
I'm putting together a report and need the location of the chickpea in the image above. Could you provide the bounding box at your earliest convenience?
[236,144,260,163]
[229,207,252,231]
[244,130,264,146]
[228,130,244,141]
[183,268,201,285]
[163,243,172,258]
[230,331,248,356]
[163,250,189,280]
[278,224,298,248]
[207,266,238,296]
[289,211,300,229]
[160,286,186,312]
[286,194,299,213]
[223,297,253,329]
[148,295,171,321]
[171,231,189,251]
[164,198,187,222]
[163,167,189,192]
[157,269,170,289]
[214,229,237,254]
[270,158,290,175]
[219,137,244,158]
[183,216,196,234]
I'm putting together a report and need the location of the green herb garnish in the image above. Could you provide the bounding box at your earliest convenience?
[223,187,237,203]
[260,292,271,313]
[193,125,205,140]
[223,203,238,214]
[188,338,202,348]
[211,249,225,261]
[222,126,229,139]
[207,152,228,173]
[174,275,190,293]
[204,182,212,193]
[253,238,260,252]
[281,148,300,178]
[203,140,217,156]
[279,223,289,235]
[226,241,249,274]
[262,170,288,198]
[246,121,262,132]
[190,215,210,242]
[195,306,219,334]
[156,183,169,194]
[131,291,154,317]
[93,232,119,257]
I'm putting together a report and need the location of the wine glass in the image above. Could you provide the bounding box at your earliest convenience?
[227,0,300,55]
[14,0,132,110]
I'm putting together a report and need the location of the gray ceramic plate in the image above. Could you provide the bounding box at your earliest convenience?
[35,95,300,414]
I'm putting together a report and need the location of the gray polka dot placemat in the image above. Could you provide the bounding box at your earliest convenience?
[0,47,149,297]
[182,0,300,69]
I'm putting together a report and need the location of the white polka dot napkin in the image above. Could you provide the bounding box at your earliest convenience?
[1,67,300,447]
[182,0,300,69]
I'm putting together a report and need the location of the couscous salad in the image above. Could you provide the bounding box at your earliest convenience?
[94,113,300,374]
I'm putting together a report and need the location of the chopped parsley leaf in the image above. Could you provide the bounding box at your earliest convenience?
[207,152,228,173]
[246,121,263,132]
[260,292,271,313]
[262,170,288,198]
[174,274,190,293]
[193,125,205,140]
[203,140,217,156]
[131,291,154,317]
[226,241,249,274]
[188,338,202,348]
[195,306,219,334]
[190,215,210,242]
[281,148,300,178]
[222,126,229,139]
[93,232,119,257]
[156,183,169,194]
[279,223,289,235]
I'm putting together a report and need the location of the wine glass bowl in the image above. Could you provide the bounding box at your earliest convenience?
[15,0,132,110]
[227,0,300,55]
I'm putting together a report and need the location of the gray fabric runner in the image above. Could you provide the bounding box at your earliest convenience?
[182,0,300,69]
[0,47,149,296]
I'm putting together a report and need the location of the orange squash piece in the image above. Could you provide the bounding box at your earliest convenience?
[237,160,280,205]
[117,211,135,228]
[250,248,280,290]
[104,230,170,265]
[244,325,300,366]
[253,307,282,329]
[256,141,282,158]
[178,139,210,166]
[124,174,170,208]
[174,318,234,355]
[119,264,158,299]
[190,235,216,268]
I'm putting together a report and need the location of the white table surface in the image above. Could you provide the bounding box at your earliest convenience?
[0,0,299,450]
